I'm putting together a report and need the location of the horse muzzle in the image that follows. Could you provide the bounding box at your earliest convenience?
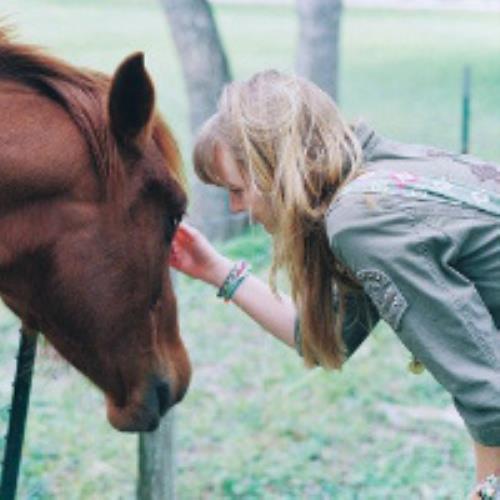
[105,375,183,432]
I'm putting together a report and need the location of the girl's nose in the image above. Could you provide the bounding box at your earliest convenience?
[229,193,246,213]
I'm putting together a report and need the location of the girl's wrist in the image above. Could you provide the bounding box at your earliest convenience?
[216,260,251,302]
[205,256,234,288]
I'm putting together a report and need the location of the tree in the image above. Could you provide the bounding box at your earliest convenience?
[137,3,246,497]
[296,0,343,101]
[161,0,247,240]
[136,1,344,495]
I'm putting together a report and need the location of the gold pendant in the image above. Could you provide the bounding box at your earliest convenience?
[408,356,425,375]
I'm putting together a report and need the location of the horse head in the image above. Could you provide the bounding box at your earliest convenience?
[0,36,191,431]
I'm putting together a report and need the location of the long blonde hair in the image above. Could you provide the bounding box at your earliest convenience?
[194,70,363,369]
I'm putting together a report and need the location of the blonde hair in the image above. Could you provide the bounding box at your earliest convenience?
[194,70,364,369]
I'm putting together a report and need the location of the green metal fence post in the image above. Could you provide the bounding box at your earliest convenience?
[461,65,471,154]
[0,329,38,500]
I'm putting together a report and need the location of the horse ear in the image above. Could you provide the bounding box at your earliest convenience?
[109,52,155,152]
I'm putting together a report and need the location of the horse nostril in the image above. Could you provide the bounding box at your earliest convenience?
[156,381,170,416]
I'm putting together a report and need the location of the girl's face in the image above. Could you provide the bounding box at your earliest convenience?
[213,143,275,232]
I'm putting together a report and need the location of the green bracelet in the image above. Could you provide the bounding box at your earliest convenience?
[217,260,251,302]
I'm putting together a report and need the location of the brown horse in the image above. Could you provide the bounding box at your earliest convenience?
[0,28,191,432]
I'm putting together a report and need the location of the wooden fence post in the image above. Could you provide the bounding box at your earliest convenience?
[137,268,180,499]
[137,411,176,499]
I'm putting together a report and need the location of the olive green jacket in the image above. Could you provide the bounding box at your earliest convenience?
[308,123,500,446]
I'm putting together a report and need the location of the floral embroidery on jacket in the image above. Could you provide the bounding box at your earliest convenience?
[470,163,500,184]
[426,148,500,184]
[355,269,408,332]
[338,170,500,217]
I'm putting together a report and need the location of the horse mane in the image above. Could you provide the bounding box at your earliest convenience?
[0,27,184,188]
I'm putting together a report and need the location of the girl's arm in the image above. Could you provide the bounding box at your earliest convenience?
[170,223,297,348]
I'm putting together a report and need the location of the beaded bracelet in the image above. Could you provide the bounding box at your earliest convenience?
[476,474,499,500]
[216,260,251,302]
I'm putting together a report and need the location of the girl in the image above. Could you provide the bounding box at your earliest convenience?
[170,70,500,498]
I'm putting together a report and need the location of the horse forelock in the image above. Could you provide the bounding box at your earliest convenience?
[152,116,186,191]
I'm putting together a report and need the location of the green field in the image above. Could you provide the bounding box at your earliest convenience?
[1,0,499,497]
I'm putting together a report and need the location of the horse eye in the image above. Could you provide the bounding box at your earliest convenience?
[150,280,162,309]
[164,213,182,243]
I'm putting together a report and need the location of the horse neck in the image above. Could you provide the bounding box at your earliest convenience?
[0,79,101,273]
[0,79,99,203]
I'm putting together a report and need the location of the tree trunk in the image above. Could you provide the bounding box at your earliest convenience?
[296,0,343,101]
[161,0,247,239]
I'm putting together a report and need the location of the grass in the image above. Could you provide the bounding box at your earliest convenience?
[1,0,499,497]
[174,227,474,498]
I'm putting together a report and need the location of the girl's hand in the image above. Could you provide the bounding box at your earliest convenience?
[169,222,232,286]
[171,226,297,351]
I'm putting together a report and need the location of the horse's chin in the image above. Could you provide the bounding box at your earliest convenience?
[104,372,189,432]
[106,396,161,432]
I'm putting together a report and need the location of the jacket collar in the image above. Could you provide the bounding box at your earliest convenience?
[352,121,379,162]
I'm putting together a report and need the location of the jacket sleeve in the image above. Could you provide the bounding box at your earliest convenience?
[294,288,379,360]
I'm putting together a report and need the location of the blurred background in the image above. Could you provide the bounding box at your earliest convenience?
[1,0,499,497]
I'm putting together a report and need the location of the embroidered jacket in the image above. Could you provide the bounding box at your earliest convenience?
[298,122,500,447]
